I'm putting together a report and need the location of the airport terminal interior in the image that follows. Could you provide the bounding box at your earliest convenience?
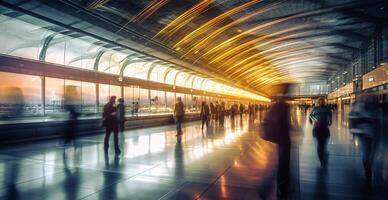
[0,0,388,199]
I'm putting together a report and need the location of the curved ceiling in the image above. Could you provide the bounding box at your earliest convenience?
[3,0,388,94]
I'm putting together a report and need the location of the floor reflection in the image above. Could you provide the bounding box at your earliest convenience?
[0,110,386,199]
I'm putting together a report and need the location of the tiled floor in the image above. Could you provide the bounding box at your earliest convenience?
[0,110,387,200]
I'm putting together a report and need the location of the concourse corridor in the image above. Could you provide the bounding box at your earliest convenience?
[0,111,387,200]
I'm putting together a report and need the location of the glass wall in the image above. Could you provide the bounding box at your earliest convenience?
[138,88,149,113]
[98,84,110,112]
[45,77,64,114]
[166,92,175,112]
[0,72,42,118]
[150,90,166,113]
[81,82,97,113]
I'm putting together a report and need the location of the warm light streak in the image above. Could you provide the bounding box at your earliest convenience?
[210,24,309,65]
[154,0,214,40]
[200,15,296,59]
[131,0,169,24]
[87,0,110,9]
[186,2,284,57]
[174,0,261,48]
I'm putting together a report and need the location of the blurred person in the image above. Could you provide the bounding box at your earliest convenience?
[2,87,24,118]
[230,104,235,120]
[131,102,135,116]
[210,102,215,122]
[261,84,292,200]
[218,102,226,126]
[215,101,220,123]
[239,104,244,119]
[102,96,121,155]
[249,103,254,117]
[174,97,185,135]
[135,102,139,116]
[309,97,332,167]
[116,98,126,133]
[349,94,381,181]
[200,101,210,130]
[63,85,81,146]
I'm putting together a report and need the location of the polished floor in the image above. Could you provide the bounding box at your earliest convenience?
[0,110,387,200]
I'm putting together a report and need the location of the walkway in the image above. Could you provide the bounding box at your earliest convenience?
[0,111,387,200]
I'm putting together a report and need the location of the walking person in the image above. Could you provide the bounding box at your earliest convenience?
[117,98,125,133]
[309,97,332,167]
[174,97,185,135]
[239,104,244,119]
[102,96,121,155]
[261,84,292,200]
[63,85,80,147]
[200,101,210,130]
[215,101,220,123]
[210,102,215,122]
[349,94,381,182]
[218,102,226,126]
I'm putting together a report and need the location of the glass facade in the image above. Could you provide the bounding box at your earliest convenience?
[0,72,42,117]
[0,6,270,121]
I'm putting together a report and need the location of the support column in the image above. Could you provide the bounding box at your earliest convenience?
[41,76,45,116]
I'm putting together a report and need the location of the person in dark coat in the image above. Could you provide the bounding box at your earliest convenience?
[116,98,126,133]
[309,97,332,167]
[239,104,244,119]
[261,84,292,200]
[349,94,381,181]
[174,97,185,135]
[218,102,226,126]
[102,96,121,155]
[200,101,210,130]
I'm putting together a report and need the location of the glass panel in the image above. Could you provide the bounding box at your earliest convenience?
[150,90,166,113]
[0,72,42,118]
[175,72,189,87]
[98,84,110,112]
[45,77,64,114]
[165,69,179,85]
[124,86,134,114]
[99,51,127,74]
[149,65,168,82]
[0,15,50,60]
[110,85,122,98]
[123,62,151,80]
[166,92,175,112]
[82,82,97,113]
[46,36,100,70]
[139,88,149,113]
[193,77,204,89]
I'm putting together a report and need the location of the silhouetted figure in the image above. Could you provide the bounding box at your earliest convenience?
[2,87,24,119]
[230,104,236,120]
[261,84,292,200]
[349,94,381,182]
[239,104,244,119]
[200,101,210,130]
[64,85,80,146]
[174,97,185,135]
[309,97,332,167]
[135,102,139,116]
[117,98,126,133]
[218,102,226,126]
[215,101,220,123]
[210,102,215,122]
[102,96,121,155]
[248,103,254,117]
[131,102,135,116]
